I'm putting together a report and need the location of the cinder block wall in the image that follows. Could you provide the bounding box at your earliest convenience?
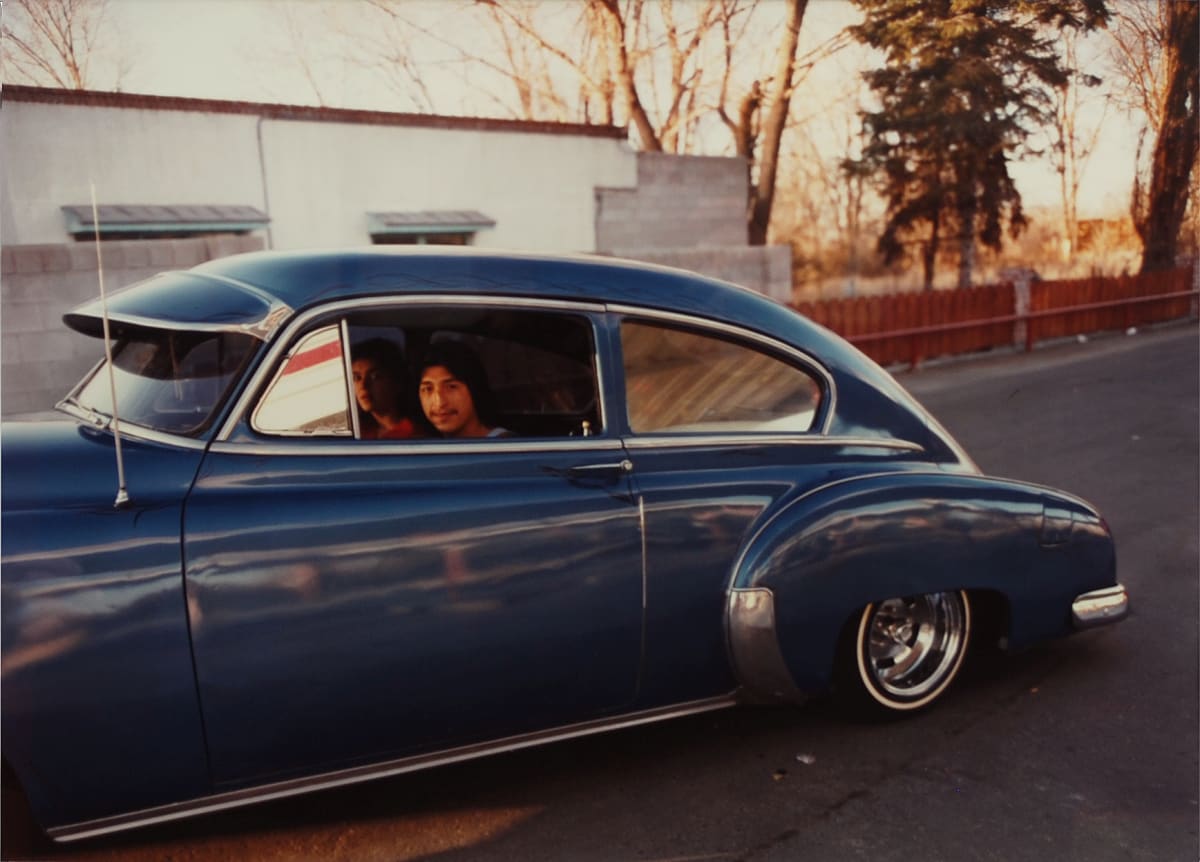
[605,245,793,305]
[596,153,748,249]
[596,152,792,302]
[1,234,264,416]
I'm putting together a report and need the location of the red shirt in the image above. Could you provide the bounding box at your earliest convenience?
[362,418,419,439]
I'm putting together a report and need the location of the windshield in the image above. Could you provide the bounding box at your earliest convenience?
[73,329,258,437]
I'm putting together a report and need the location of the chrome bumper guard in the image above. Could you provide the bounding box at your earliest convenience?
[1071,584,1129,628]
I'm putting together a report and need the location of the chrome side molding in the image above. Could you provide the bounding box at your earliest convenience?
[1071,584,1130,628]
[47,694,737,843]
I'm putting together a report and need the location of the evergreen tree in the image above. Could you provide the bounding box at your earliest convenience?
[848,0,1108,289]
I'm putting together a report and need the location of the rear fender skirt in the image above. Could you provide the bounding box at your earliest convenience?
[725,472,1115,694]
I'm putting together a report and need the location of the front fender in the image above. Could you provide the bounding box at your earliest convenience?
[726,472,1116,699]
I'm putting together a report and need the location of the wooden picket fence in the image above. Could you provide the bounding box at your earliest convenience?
[1027,267,1195,341]
[794,267,1197,368]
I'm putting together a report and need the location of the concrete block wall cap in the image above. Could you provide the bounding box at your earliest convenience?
[95,243,126,270]
[169,238,209,267]
[67,244,101,270]
[610,244,762,254]
[43,246,73,272]
[12,247,48,274]
[148,242,175,267]
[121,243,151,268]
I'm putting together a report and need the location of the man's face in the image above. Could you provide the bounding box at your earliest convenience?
[352,358,397,415]
[419,364,482,437]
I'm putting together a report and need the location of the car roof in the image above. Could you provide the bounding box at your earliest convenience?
[60,247,971,467]
[66,246,811,346]
[195,247,784,325]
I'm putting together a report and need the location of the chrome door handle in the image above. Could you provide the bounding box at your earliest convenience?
[542,460,634,480]
[566,460,633,476]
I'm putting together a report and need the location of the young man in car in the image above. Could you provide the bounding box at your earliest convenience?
[417,341,511,439]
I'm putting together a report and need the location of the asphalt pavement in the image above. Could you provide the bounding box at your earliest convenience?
[6,322,1197,862]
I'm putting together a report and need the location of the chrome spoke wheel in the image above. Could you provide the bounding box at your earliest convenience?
[854,590,970,712]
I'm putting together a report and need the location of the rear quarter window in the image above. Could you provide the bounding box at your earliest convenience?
[620,319,822,434]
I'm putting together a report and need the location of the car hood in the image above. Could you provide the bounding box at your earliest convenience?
[1,417,205,512]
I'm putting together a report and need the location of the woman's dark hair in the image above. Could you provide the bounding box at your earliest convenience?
[419,340,499,427]
[351,338,411,433]
[352,338,407,382]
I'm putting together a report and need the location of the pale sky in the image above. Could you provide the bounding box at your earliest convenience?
[83,0,1139,219]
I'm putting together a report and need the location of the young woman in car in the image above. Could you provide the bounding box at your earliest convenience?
[352,338,422,439]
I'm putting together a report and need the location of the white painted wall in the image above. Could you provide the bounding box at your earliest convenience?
[1,102,266,244]
[260,119,635,251]
[1,99,638,251]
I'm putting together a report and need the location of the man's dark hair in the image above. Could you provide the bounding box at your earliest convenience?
[419,340,499,427]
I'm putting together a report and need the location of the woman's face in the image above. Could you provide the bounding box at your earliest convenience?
[352,358,398,416]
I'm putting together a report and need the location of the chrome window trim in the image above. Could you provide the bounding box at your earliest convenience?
[59,358,104,407]
[208,437,626,457]
[248,322,354,438]
[55,400,210,451]
[340,318,362,439]
[606,304,837,436]
[623,435,924,452]
[47,694,737,843]
[218,294,609,443]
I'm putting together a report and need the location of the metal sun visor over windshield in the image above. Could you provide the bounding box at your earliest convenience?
[63,270,290,340]
[61,271,278,437]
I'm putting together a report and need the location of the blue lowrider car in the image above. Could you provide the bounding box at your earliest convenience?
[1,249,1127,841]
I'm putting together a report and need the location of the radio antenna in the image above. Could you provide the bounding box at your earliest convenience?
[90,183,130,508]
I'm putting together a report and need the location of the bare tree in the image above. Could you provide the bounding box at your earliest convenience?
[1106,0,1199,270]
[746,0,808,245]
[542,0,815,243]
[1136,0,1198,272]
[1048,32,1106,261]
[342,0,441,113]
[1,0,130,89]
[327,0,826,245]
[258,1,333,107]
[775,72,884,297]
[469,0,612,122]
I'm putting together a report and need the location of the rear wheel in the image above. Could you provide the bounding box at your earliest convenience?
[849,590,971,714]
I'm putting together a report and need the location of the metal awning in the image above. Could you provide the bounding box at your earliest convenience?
[62,204,269,236]
[367,210,496,237]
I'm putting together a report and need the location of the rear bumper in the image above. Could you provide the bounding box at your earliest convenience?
[1071,584,1129,629]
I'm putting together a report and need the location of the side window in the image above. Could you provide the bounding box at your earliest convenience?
[620,319,822,434]
[249,307,602,441]
[445,328,598,438]
[253,324,352,436]
[345,306,601,440]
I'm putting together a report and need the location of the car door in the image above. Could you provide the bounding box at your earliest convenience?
[183,298,644,788]
[608,308,922,708]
